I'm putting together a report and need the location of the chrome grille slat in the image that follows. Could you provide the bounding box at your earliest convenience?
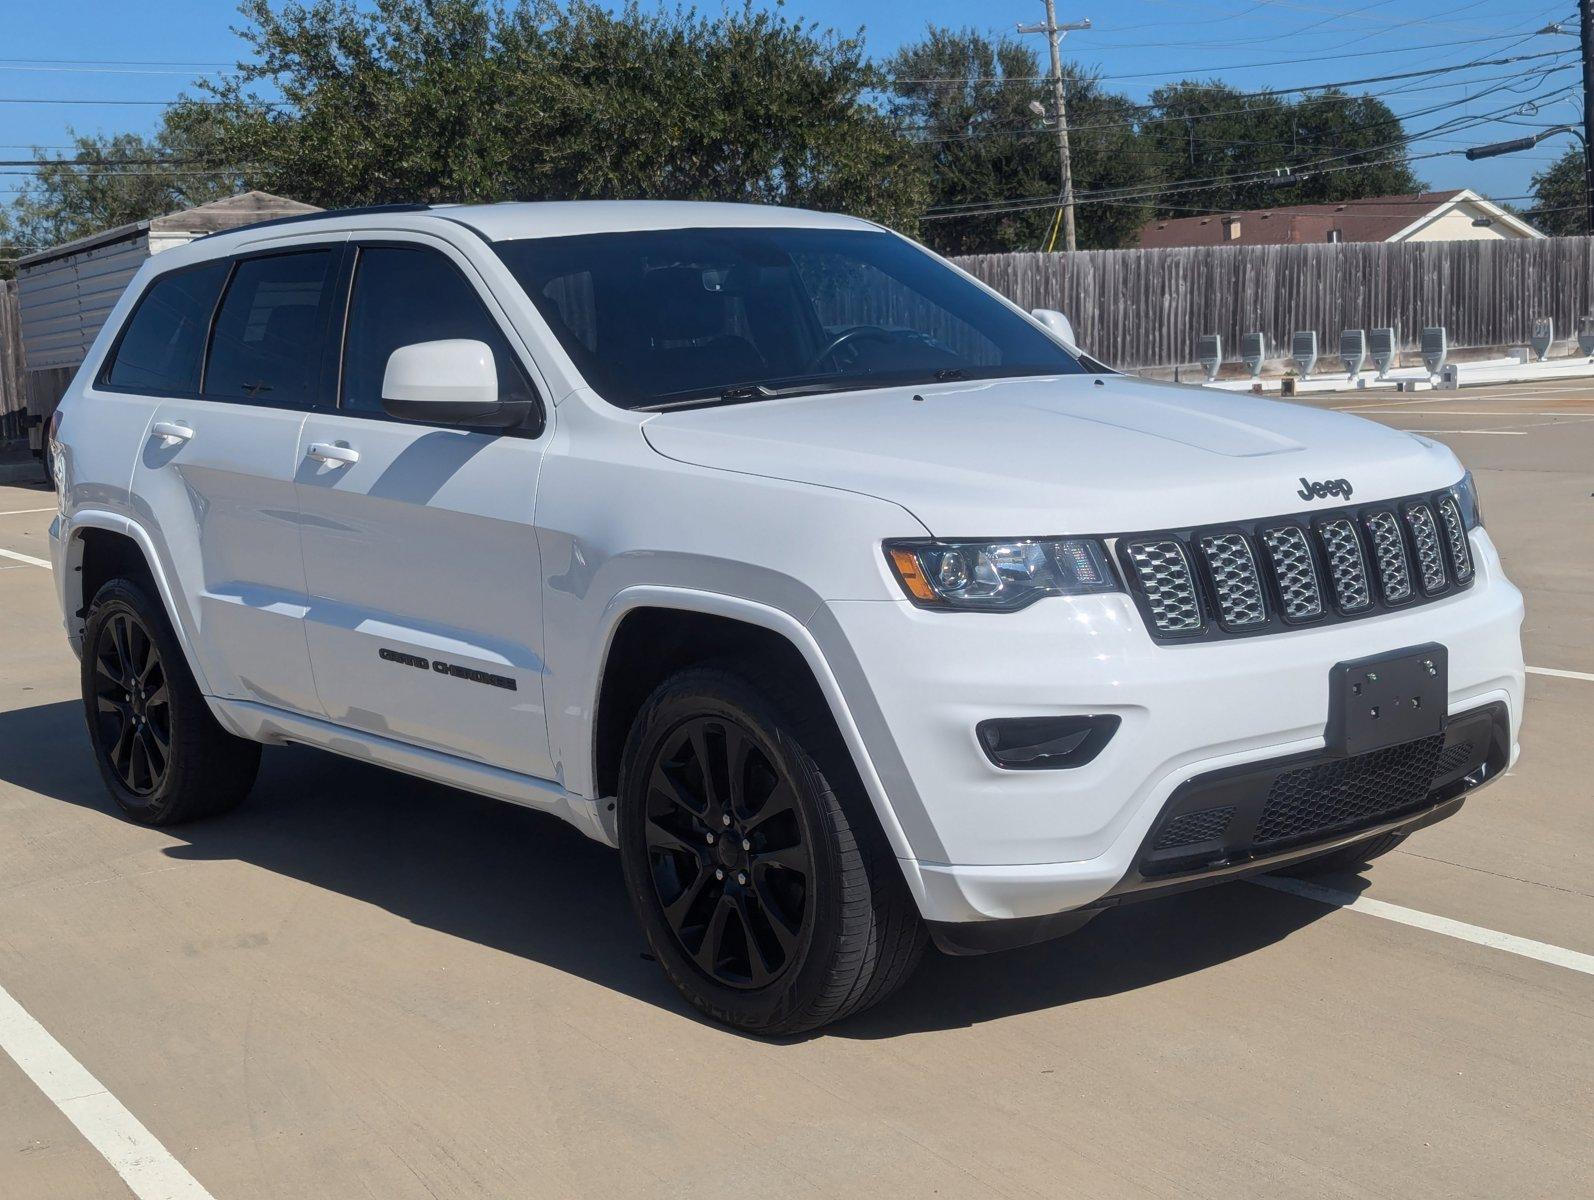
[1260,525,1324,621]
[1117,486,1473,642]
[1197,533,1267,628]
[1364,510,1413,604]
[1126,540,1203,634]
[1404,503,1447,594]
[1318,518,1372,613]
[1436,494,1473,582]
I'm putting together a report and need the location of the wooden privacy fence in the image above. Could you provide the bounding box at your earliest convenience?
[0,279,26,441]
[952,237,1594,371]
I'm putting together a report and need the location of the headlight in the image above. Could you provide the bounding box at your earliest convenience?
[885,538,1120,611]
[1451,470,1482,529]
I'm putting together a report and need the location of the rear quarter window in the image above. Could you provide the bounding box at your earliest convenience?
[101,261,229,394]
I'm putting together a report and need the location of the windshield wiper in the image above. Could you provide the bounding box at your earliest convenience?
[635,377,867,412]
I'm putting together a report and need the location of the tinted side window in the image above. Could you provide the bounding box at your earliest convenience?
[204,250,337,407]
[340,245,537,419]
[102,262,229,394]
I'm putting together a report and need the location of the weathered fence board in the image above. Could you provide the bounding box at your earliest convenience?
[953,238,1594,370]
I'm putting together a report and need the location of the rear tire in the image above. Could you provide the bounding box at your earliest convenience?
[81,578,260,825]
[1276,830,1405,877]
[617,664,924,1035]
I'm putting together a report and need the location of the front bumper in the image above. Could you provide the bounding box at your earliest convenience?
[818,530,1524,928]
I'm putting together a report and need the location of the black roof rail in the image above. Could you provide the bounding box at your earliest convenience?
[203,202,435,238]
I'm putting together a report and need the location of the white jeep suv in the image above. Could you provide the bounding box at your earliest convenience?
[48,202,1524,1034]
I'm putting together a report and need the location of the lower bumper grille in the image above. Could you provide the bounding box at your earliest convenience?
[1253,735,1443,846]
[1129,703,1508,878]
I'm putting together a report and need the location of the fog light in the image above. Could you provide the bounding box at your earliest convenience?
[976,715,1120,770]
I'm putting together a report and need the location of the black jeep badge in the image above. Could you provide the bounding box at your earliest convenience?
[1297,476,1354,502]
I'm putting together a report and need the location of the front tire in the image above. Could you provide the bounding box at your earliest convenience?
[617,665,923,1035]
[81,578,260,825]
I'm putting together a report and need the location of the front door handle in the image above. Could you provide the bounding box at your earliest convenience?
[307,442,360,467]
[151,421,193,444]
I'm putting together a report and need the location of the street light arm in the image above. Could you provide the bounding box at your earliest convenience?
[1464,124,1584,160]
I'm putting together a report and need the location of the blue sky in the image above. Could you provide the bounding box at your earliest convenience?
[0,0,1583,216]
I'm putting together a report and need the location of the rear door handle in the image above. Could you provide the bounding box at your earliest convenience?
[307,442,360,467]
[151,421,193,444]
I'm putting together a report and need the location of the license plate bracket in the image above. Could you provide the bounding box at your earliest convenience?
[1326,644,1447,757]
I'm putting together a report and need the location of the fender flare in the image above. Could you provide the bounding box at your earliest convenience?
[60,509,217,697]
[588,585,920,865]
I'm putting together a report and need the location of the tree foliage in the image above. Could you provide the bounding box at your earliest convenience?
[1140,82,1422,217]
[885,29,1156,254]
[1,2,1453,272]
[1526,147,1589,236]
[166,0,928,230]
[0,128,235,278]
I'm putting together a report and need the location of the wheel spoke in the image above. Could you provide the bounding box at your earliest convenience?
[691,893,735,975]
[661,865,712,931]
[140,727,168,778]
[734,893,781,985]
[688,724,722,812]
[109,616,132,680]
[750,872,803,953]
[109,714,136,779]
[649,760,705,821]
[749,841,808,875]
[645,814,701,859]
[724,726,755,815]
[144,683,169,712]
[743,780,799,834]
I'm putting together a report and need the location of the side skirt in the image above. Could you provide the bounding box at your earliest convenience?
[208,697,615,846]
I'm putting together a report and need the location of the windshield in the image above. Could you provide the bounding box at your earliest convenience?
[493,226,1084,409]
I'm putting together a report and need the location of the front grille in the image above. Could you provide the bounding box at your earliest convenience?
[1365,510,1413,604]
[1197,534,1266,629]
[1153,805,1235,850]
[1114,486,1474,642]
[1405,503,1447,595]
[1319,518,1372,613]
[1436,495,1473,583]
[1261,526,1324,621]
[1125,540,1203,634]
[1254,735,1445,846]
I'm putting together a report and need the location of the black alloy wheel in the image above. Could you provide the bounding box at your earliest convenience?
[643,714,814,990]
[618,665,926,1035]
[91,610,172,797]
[81,577,260,826]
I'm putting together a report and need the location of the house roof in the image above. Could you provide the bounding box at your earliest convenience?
[1136,189,1542,248]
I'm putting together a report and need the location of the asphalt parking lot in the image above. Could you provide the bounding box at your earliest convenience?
[1,378,1591,1199]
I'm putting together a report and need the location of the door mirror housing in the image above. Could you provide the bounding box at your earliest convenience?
[381,339,529,427]
[1031,309,1077,349]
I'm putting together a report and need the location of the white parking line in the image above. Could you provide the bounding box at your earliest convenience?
[1397,428,1526,436]
[1527,665,1594,683]
[0,981,216,1199]
[1254,877,1594,976]
[0,508,57,517]
[0,546,51,569]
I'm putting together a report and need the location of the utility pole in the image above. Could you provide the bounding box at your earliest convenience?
[1580,0,1594,232]
[1019,4,1090,252]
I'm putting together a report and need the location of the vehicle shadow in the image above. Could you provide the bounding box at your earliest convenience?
[0,699,1340,1038]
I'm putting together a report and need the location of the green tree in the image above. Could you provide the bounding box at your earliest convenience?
[0,128,235,278]
[885,28,1157,253]
[1143,82,1422,217]
[166,0,928,231]
[1526,147,1589,236]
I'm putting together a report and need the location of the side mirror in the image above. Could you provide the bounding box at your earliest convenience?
[1031,308,1077,349]
[381,339,527,427]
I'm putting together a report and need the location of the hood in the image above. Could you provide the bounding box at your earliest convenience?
[639,374,1464,535]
